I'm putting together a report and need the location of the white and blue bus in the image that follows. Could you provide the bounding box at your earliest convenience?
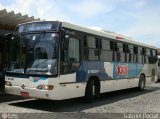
[5,21,158,101]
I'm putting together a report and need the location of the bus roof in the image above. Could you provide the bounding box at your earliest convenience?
[62,21,158,50]
[16,21,157,50]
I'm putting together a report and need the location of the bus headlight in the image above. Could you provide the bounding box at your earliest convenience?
[5,81,12,86]
[36,85,54,90]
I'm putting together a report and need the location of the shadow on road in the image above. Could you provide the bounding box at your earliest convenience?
[0,93,26,103]
[7,84,160,113]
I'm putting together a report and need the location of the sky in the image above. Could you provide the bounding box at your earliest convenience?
[0,0,160,47]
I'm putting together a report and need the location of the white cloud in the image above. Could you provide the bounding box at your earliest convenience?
[135,0,146,8]
[0,0,159,48]
[0,0,34,16]
[0,0,72,21]
[68,0,113,18]
[0,0,114,23]
[120,10,160,47]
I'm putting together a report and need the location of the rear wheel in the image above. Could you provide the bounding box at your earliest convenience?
[138,75,146,91]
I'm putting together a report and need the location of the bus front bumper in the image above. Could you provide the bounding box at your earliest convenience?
[5,85,59,100]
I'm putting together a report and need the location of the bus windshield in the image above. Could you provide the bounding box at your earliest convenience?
[6,32,58,76]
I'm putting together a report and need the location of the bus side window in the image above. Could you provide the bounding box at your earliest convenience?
[61,36,80,74]
[134,46,138,63]
[84,36,99,60]
[146,48,151,64]
[115,42,125,62]
[127,45,134,63]
[150,49,157,64]
[99,38,113,62]
[137,47,143,64]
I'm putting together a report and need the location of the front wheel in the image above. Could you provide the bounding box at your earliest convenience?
[85,79,95,102]
[138,75,146,91]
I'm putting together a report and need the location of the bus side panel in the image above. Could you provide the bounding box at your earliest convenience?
[57,82,87,100]
[100,62,114,93]
[137,64,157,84]
[76,61,109,82]
[113,62,137,79]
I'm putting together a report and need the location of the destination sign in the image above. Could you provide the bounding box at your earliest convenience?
[16,21,60,33]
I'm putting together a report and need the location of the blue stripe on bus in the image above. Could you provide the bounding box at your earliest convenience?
[76,61,144,82]
[76,61,108,82]
[136,64,144,76]
[113,63,144,79]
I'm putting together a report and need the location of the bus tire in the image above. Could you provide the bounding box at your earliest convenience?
[85,79,95,102]
[138,75,146,91]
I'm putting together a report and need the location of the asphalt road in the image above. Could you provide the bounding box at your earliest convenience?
[0,82,160,119]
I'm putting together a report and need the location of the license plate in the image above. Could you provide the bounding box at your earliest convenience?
[20,92,29,97]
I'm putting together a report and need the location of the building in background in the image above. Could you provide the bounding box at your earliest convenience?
[0,9,40,92]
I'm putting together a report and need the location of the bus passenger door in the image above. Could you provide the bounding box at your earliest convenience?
[59,34,80,83]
